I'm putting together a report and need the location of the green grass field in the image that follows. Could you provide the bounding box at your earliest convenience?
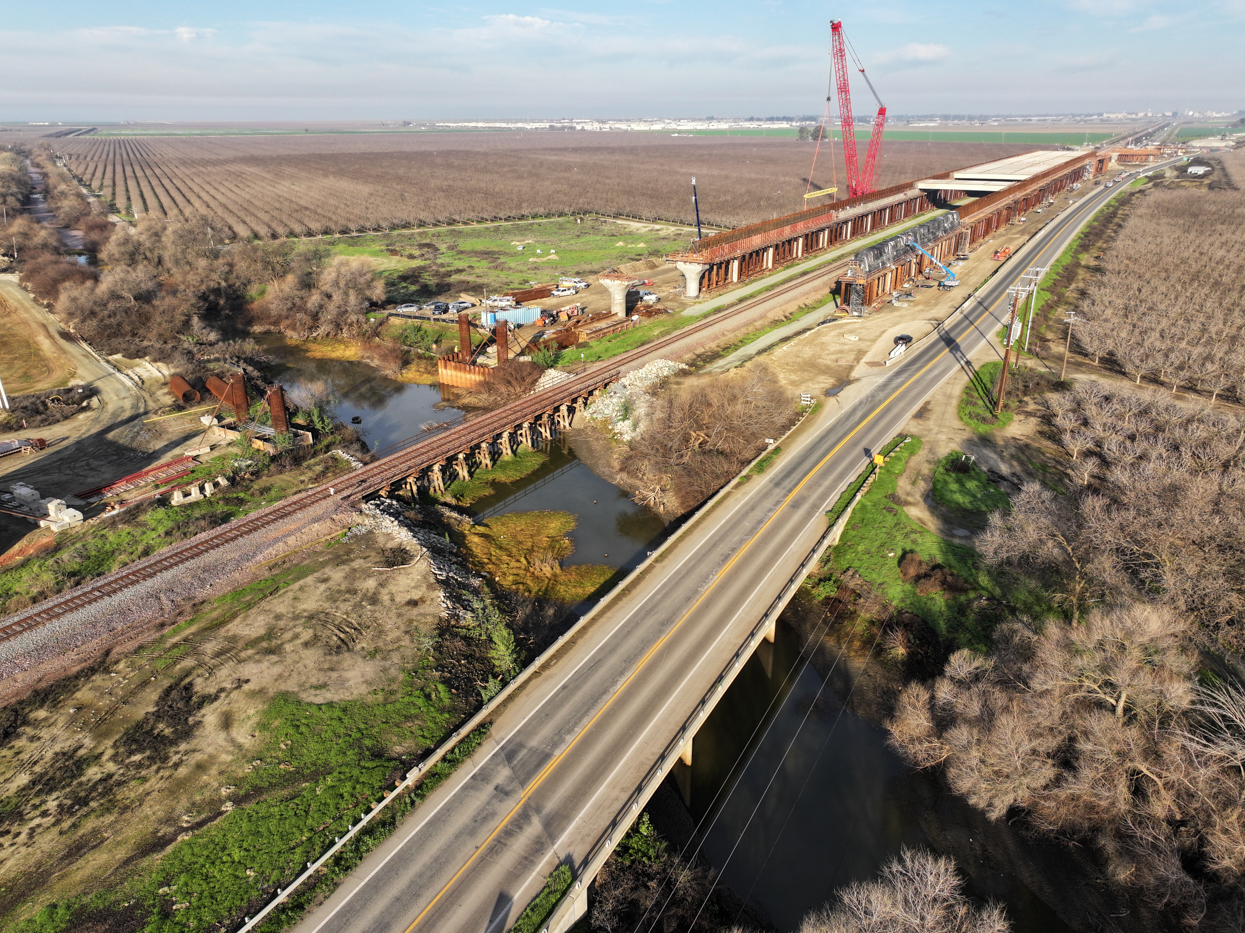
[321,217,688,303]
[830,438,996,649]
[931,452,1010,514]
[958,361,1013,433]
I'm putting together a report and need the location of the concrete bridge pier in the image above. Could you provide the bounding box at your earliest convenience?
[599,275,631,315]
[676,261,710,298]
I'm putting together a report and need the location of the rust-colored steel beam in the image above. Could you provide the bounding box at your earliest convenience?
[267,385,290,435]
[458,312,472,364]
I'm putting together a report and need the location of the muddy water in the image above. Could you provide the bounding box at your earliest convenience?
[466,440,666,574]
[262,338,667,572]
[259,337,464,452]
[684,618,1074,933]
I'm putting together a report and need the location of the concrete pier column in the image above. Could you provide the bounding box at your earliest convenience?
[676,261,710,298]
[730,258,740,283]
[598,274,631,315]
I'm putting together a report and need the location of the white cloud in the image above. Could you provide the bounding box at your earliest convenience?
[1063,0,1149,15]
[174,27,217,42]
[876,42,951,65]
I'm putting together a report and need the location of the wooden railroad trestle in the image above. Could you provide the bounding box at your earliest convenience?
[384,391,603,500]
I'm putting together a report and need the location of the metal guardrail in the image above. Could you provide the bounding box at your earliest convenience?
[231,402,821,933]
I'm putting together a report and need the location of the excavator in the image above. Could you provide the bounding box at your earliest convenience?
[907,237,958,289]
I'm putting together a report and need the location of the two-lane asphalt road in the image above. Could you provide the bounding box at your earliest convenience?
[295,173,1149,933]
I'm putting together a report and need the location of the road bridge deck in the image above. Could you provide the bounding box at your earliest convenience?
[293,163,1165,933]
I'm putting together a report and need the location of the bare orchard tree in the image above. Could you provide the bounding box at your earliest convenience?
[979,482,1111,620]
[887,603,1245,924]
[798,848,1010,933]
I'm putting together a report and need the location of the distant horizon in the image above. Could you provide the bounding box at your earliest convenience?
[2,2,1243,121]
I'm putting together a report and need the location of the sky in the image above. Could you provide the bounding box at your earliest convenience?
[1,0,1241,122]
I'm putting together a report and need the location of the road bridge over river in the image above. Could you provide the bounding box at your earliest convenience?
[294,164,1173,933]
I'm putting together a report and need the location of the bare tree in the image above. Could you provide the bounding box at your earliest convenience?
[798,847,1010,933]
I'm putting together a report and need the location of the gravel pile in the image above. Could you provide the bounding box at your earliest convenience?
[333,450,365,469]
[0,499,352,684]
[586,359,686,441]
[349,500,482,623]
[530,369,574,394]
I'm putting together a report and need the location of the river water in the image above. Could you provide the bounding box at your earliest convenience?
[266,344,1071,931]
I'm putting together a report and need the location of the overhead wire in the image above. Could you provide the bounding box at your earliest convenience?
[632,580,854,933]
[685,614,888,932]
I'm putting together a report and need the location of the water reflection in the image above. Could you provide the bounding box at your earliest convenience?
[688,619,1073,933]
[259,336,463,451]
[469,441,666,574]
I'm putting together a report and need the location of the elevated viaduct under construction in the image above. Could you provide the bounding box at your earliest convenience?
[666,149,1095,302]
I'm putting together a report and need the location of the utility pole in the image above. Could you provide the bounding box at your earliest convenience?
[994,291,1022,415]
[1020,266,1046,354]
[1061,312,1079,381]
[691,178,703,241]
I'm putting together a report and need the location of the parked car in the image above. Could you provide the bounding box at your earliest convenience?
[485,295,516,308]
[560,277,589,289]
[395,303,419,312]
[637,290,659,303]
[422,301,450,314]
[894,334,913,346]
[551,287,578,298]
[448,300,474,312]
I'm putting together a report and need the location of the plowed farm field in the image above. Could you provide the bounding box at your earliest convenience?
[55,133,1045,239]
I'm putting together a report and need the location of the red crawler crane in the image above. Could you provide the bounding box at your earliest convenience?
[830,19,887,198]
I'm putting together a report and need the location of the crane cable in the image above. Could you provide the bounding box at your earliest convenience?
[804,27,840,203]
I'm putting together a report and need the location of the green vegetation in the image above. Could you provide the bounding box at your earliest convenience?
[830,438,995,649]
[0,454,348,616]
[530,344,562,368]
[573,311,701,363]
[710,292,838,361]
[931,452,1010,515]
[824,436,909,529]
[510,863,573,933]
[442,446,549,505]
[617,812,667,866]
[739,446,782,483]
[958,361,1014,433]
[464,511,614,604]
[11,671,492,933]
[326,217,685,301]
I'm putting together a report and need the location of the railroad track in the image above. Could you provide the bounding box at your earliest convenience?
[0,258,843,648]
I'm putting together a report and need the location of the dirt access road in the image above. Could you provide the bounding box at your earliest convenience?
[0,279,191,551]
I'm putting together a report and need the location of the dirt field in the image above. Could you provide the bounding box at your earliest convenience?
[55,133,1049,236]
[0,285,77,395]
[0,529,443,927]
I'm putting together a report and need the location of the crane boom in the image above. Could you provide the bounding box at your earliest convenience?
[829,21,861,198]
[907,237,958,286]
[829,19,887,198]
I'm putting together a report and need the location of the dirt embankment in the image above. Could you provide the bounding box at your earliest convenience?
[0,529,444,926]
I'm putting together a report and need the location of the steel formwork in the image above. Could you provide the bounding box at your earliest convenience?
[835,154,1092,309]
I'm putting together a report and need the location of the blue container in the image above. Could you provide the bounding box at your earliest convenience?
[496,307,542,327]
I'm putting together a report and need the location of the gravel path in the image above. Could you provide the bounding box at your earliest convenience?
[0,498,355,695]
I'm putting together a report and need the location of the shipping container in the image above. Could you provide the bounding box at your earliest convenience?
[481,306,543,328]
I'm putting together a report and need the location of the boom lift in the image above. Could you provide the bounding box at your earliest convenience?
[830,19,887,198]
[907,237,958,288]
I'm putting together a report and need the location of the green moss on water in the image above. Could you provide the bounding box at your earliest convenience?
[442,445,549,504]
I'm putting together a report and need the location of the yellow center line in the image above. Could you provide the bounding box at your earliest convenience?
[403,191,1102,932]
